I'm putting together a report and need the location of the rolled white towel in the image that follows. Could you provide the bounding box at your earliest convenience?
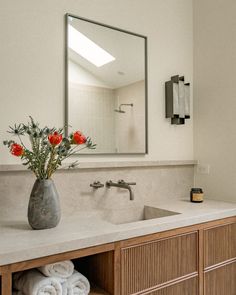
[38,260,74,278]
[13,269,63,295]
[62,270,90,295]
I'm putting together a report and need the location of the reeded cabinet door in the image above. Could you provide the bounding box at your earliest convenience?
[204,261,236,295]
[204,222,236,295]
[204,222,236,268]
[147,277,198,295]
[121,232,198,295]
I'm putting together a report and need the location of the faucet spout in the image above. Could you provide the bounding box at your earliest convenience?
[127,186,134,201]
[106,180,136,201]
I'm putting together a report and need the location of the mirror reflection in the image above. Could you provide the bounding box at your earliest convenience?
[66,15,147,154]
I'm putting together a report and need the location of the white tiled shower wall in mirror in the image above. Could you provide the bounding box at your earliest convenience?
[69,60,145,153]
[115,80,145,153]
[69,82,116,153]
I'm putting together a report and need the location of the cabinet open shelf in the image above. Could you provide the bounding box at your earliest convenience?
[73,250,114,295]
[90,284,110,295]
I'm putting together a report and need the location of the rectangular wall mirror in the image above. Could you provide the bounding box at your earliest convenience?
[65,14,148,154]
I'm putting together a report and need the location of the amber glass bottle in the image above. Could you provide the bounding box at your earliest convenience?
[190,188,204,203]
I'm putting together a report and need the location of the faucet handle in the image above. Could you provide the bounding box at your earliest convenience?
[106,180,113,187]
[118,179,124,183]
[90,181,104,189]
[118,180,136,185]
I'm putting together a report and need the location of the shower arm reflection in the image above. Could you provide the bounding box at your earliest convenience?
[114,103,133,113]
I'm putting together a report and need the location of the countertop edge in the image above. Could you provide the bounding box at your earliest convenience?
[0,208,235,267]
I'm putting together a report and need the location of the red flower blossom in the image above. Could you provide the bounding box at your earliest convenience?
[72,131,87,145]
[48,132,62,146]
[11,143,24,157]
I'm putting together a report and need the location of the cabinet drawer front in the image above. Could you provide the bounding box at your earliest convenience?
[204,222,236,268]
[121,232,198,295]
[204,261,236,295]
[146,277,198,295]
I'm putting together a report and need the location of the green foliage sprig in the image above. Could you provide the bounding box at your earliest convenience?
[3,117,96,179]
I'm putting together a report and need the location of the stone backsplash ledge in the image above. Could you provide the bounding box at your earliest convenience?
[0,162,194,220]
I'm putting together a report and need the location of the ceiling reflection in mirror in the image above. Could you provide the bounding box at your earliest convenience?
[66,15,147,154]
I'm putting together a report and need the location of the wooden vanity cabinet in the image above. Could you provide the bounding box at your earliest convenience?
[118,217,236,295]
[0,216,235,295]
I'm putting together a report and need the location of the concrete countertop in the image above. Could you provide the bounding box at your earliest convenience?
[0,199,236,266]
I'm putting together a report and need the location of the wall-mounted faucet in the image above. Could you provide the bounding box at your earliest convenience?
[106,180,136,200]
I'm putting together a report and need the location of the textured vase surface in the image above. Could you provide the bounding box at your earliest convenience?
[28,179,61,230]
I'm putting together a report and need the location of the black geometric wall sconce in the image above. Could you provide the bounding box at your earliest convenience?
[165,75,190,125]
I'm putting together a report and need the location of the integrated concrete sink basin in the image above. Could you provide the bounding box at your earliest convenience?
[105,206,180,225]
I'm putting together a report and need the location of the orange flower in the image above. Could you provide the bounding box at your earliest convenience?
[72,131,87,145]
[48,132,62,146]
[11,143,24,157]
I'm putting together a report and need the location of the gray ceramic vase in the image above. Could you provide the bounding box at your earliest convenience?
[28,179,61,230]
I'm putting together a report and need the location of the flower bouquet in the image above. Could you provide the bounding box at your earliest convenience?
[3,117,95,230]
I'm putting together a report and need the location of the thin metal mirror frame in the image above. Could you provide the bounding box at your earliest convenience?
[65,13,148,155]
